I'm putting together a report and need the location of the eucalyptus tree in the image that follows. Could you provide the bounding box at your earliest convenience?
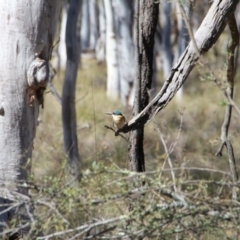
[81,0,90,51]
[160,1,173,80]
[0,0,61,236]
[113,0,135,106]
[96,0,106,62]
[104,0,119,100]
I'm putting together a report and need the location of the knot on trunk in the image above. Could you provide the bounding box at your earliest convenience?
[27,57,49,108]
[27,57,49,89]
[0,105,4,116]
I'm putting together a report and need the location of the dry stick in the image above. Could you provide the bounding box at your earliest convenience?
[169,111,184,154]
[47,81,62,105]
[215,16,239,200]
[157,128,177,193]
[36,215,127,240]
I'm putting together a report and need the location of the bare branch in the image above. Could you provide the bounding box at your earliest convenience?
[36,215,127,240]
[215,15,239,200]
[104,125,129,142]
[47,81,62,105]
[117,0,238,134]
[157,128,177,192]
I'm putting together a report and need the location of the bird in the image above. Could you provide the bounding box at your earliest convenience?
[105,110,127,130]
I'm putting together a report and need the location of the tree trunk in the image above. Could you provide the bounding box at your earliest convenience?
[0,0,61,234]
[128,0,158,172]
[175,1,190,100]
[113,0,135,106]
[96,0,106,63]
[59,2,68,69]
[160,1,173,79]
[62,0,82,185]
[104,0,119,100]
[81,0,90,51]
[89,0,99,51]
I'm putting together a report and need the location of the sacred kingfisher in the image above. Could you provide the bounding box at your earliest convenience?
[105,110,127,130]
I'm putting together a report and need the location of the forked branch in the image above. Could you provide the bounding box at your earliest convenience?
[215,15,239,199]
[117,0,238,134]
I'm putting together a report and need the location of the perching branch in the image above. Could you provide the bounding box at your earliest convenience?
[104,125,129,142]
[117,0,239,135]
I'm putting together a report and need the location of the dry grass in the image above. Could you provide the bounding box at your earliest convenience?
[33,45,240,181]
[29,40,240,239]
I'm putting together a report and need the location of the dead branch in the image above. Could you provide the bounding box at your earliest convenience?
[47,81,62,105]
[157,128,177,192]
[36,215,127,240]
[117,0,239,134]
[215,15,239,199]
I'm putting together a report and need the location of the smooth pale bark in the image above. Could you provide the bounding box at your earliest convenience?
[59,4,68,69]
[0,0,61,194]
[96,0,106,62]
[0,0,61,232]
[104,0,119,100]
[118,0,239,134]
[175,1,190,100]
[160,1,173,80]
[62,0,82,184]
[81,0,90,51]
[114,0,135,106]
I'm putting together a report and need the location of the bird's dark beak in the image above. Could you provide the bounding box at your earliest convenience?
[105,112,112,115]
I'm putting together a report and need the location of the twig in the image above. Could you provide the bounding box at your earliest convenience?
[169,111,184,154]
[36,215,127,240]
[47,81,62,105]
[36,200,70,225]
[83,226,116,240]
[157,128,177,192]
[177,0,200,57]
[104,125,129,142]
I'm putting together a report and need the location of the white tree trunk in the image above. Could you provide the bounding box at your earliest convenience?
[114,0,135,106]
[96,0,106,62]
[81,0,90,51]
[175,1,190,100]
[104,0,119,100]
[59,4,68,69]
[161,1,173,79]
[0,0,61,228]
